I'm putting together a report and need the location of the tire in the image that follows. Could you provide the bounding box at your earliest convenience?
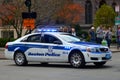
[69,51,85,68]
[14,52,28,66]
[94,62,106,67]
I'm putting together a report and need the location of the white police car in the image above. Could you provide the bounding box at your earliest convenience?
[5,32,112,68]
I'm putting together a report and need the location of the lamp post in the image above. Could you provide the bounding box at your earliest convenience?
[115,5,119,48]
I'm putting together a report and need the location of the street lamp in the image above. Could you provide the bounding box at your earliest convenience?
[25,0,31,12]
[115,5,119,48]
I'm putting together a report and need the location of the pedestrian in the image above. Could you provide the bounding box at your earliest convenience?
[88,26,96,43]
[96,25,104,44]
[117,26,120,49]
[63,26,68,32]
[71,28,76,36]
[59,26,63,32]
[105,27,112,48]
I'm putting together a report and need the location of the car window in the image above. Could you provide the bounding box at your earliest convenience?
[21,37,28,42]
[27,34,41,42]
[59,34,81,42]
[42,34,62,44]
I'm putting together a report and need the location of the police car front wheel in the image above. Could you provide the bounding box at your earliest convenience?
[69,51,85,68]
[14,52,28,66]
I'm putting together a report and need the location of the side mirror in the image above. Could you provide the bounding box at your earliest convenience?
[54,41,62,45]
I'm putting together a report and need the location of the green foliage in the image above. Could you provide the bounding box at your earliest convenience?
[78,31,89,39]
[74,24,81,35]
[73,24,89,41]
[94,4,116,27]
[0,38,15,47]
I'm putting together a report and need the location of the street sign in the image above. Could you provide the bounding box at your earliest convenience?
[115,16,120,25]
[23,18,35,29]
[22,12,37,19]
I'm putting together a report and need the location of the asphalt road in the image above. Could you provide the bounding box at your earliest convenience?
[0,53,120,80]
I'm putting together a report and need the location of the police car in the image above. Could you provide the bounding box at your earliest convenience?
[5,32,112,68]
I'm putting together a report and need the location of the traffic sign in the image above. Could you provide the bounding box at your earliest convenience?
[22,12,37,19]
[23,18,35,29]
[115,16,120,25]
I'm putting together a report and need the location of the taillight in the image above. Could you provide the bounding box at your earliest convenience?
[5,44,8,49]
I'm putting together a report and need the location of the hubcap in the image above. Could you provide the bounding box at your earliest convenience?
[15,53,24,65]
[71,53,81,67]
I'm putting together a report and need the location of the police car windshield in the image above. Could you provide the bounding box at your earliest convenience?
[60,34,81,42]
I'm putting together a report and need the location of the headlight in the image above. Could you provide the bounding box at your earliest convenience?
[86,47,96,52]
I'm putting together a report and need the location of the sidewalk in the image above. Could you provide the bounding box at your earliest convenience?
[110,46,120,52]
[109,43,120,52]
[0,48,5,59]
[0,45,120,59]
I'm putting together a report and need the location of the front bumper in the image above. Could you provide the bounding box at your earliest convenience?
[83,52,112,63]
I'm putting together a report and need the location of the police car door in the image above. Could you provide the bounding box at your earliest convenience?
[41,34,66,62]
[24,34,47,62]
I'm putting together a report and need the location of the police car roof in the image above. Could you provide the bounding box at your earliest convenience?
[28,32,70,36]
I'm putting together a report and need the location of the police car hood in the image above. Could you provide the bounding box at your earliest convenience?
[70,41,105,48]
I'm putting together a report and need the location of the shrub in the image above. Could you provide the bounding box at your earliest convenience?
[0,38,15,47]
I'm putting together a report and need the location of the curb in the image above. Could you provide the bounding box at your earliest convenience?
[112,51,120,53]
[0,57,6,60]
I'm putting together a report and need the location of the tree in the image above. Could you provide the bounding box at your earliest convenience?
[33,0,73,25]
[56,3,84,25]
[94,4,116,27]
[0,0,72,38]
[0,0,26,38]
[29,0,73,24]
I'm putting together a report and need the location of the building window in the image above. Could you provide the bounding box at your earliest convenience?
[1,30,14,38]
[85,0,93,24]
[99,0,106,8]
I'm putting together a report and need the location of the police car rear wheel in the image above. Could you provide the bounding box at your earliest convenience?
[14,52,27,66]
[94,62,106,67]
[70,52,85,68]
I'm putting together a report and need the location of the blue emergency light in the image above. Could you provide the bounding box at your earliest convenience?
[37,28,58,32]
